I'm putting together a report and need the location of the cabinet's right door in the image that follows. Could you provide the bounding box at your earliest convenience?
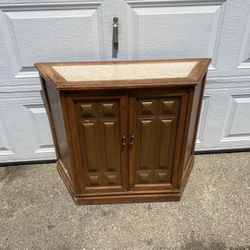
[128,90,189,192]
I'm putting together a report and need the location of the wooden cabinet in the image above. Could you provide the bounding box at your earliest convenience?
[35,59,210,205]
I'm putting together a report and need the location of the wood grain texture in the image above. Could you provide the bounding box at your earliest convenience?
[129,95,180,191]
[77,101,121,187]
[66,93,128,195]
[37,59,210,205]
[183,74,207,177]
[43,79,73,181]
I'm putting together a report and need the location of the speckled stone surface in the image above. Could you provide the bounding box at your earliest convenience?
[0,152,249,250]
[53,61,197,81]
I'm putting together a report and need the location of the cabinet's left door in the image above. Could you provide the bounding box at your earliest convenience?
[66,93,128,195]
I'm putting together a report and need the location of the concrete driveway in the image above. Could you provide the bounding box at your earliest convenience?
[0,152,249,250]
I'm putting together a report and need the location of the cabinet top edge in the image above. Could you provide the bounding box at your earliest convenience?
[35,58,211,90]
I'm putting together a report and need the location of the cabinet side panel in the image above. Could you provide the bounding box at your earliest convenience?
[43,79,73,180]
[183,74,207,171]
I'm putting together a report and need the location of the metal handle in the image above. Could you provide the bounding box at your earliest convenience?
[121,134,126,147]
[129,134,135,145]
[112,17,119,58]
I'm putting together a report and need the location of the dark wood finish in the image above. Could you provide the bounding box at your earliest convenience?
[182,74,207,182]
[35,59,210,205]
[66,94,128,195]
[41,78,74,183]
[128,90,189,192]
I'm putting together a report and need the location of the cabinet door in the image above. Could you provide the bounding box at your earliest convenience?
[66,94,128,195]
[128,90,189,192]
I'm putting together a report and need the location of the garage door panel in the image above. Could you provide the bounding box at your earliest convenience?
[236,10,250,72]
[0,110,15,158]
[221,94,250,142]
[0,93,55,163]
[196,95,211,146]
[0,2,104,80]
[23,104,54,154]
[214,0,250,76]
[125,0,226,74]
[196,86,250,151]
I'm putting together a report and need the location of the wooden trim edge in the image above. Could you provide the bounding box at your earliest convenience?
[180,155,195,194]
[57,160,77,199]
[74,193,181,205]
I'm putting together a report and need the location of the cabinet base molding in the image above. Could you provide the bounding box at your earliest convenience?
[180,156,195,194]
[57,160,76,200]
[74,193,181,205]
[57,159,185,205]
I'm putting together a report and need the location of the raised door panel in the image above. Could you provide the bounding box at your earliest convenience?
[67,95,128,195]
[136,117,177,185]
[77,102,121,187]
[129,91,189,192]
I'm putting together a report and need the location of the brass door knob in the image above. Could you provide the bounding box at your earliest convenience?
[129,134,135,145]
[121,134,126,147]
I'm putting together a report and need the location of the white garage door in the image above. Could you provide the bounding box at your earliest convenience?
[0,0,250,163]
